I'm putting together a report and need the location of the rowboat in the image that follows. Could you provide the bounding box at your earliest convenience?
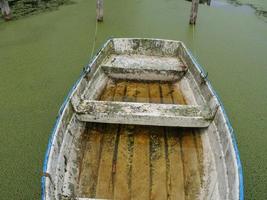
[42,38,243,200]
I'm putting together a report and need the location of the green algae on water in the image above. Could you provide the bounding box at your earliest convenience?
[0,0,267,199]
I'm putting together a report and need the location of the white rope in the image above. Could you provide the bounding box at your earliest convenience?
[90,19,99,59]
[192,24,197,59]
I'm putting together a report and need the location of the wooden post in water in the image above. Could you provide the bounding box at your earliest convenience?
[189,0,199,25]
[207,0,211,6]
[96,0,103,22]
[0,0,11,21]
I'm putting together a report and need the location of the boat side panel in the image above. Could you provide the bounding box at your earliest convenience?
[54,115,76,199]
[43,103,75,200]
[179,73,206,106]
[198,129,221,199]
[59,116,85,198]
[42,39,114,200]
[178,42,243,200]
[178,44,232,199]
[72,41,114,108]
[204,122,229,199]
[82,67,109,100]
[175,67,228,198]
[214,110,240,199]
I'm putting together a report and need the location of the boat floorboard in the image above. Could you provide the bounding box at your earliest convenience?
[78,80,204,200]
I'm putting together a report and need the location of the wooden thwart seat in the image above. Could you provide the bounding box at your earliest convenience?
[74,100,213,127]
[101,54,187,81]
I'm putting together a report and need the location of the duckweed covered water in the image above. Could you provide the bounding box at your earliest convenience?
[0,0,267,199]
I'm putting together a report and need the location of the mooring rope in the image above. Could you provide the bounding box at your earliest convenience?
[192,24,197,60]
[90,18,99,59]
[192,24,209,81]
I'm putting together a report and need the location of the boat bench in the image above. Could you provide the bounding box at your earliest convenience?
[101,54,188,81]
[73,100,213,128]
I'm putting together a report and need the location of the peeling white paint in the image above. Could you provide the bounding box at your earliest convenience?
[42,38,241,200]
[75,100,212,127]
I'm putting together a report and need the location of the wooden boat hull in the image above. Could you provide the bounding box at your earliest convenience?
[42,38,243,200]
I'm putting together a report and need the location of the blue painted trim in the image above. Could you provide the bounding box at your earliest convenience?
[185,48,244,200]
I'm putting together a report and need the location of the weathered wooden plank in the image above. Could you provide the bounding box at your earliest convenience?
[79,124,103,197]
[149,82,167,199]
[114,81,126,101]
[193,131,204,187]
[99,79,116,101]
[74,80,211,127]
[95,84,117,198]
[101,54,187,81]
[150,127,168,200]
[181,131,201,199]
[131,82,150,199]
[171,83,201,199]
[95,125,118,198]
[76,100,211,127]
[125,81,137,102]
[103,54,186,71]
[161,83,185,200]
[171,83,186,105]
[135,82,149,103]
[113,82,133,199]
[149,82,161,104]
[160,83,173,104]
[131,126,150,199]
[113,126,133,199]
[166,128,185,200]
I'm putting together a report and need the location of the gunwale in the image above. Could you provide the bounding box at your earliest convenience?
[41,38,244,200]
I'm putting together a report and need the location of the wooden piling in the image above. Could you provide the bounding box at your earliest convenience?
[189,0,199,25]
[96,0,103,22]
[0,0,11,21]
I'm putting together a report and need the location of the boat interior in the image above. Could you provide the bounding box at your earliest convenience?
[45,39,239,200]
[78,79,205,199]
[71,53,219,199]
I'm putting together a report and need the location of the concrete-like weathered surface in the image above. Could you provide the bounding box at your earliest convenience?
[75,100,212,127]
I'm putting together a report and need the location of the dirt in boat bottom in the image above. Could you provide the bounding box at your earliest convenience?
[78,80,204,199]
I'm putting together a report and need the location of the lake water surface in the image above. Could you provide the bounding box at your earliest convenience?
[0,0,266,198]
